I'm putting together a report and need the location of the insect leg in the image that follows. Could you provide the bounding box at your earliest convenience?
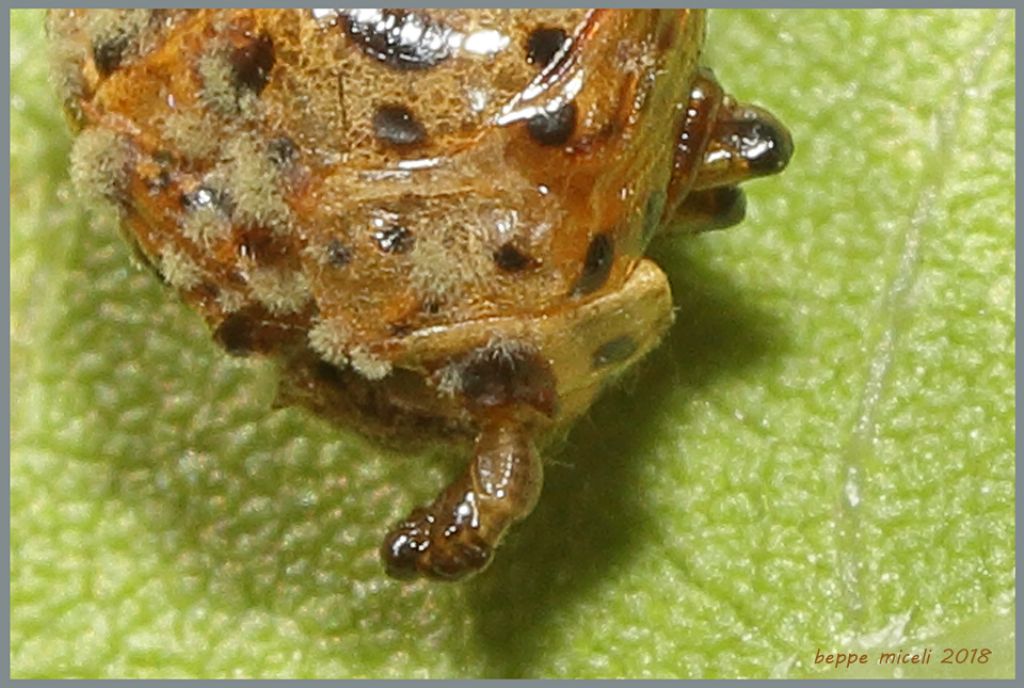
[689,97,793,194]
[663,68,792,234]
[380,418,542,581]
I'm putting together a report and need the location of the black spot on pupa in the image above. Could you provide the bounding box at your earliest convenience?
[525,26,569,67]
[230,32,275,95]
[456,343,557,416]
[571,233,615,296]
[373,104,427,147]
[214,313,257,356]
[493,242,537,272]
[344,9,452,71]
[592,335,638,369]
[373,224,415,253]
[326,238,352,267]
[268,136,298,167]
[238,227,287,264]
[527,102,577,146]
[92,33,131,76]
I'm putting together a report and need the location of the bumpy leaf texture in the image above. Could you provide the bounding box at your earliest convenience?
[11,9,1014,679]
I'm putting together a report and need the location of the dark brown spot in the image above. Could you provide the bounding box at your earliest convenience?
[592,335,638,369]
[571,233,615,296]
[344,9,452,71]
[373,224,415,253]
[238,227,287,264]
[373,104,427,147]
[493,243,537,272]
[525,26,569,67]
[215,307,303,356]
[214,313,257,356]
[229,32,275,95]
[456,343,557,416]
[527,102,577,146]
[325,238,351,267]
[92,33,131,76]
[268,136,298,167]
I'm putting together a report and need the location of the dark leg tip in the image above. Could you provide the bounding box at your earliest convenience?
[705,185,747,231]
[380,508,493,581]
[736,106,794,176]
[670,185,747,234]
[380,510,432,580]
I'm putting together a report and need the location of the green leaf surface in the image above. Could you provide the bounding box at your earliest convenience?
[11,9,1015,679]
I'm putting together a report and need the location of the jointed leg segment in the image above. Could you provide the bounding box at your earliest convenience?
[665,67,793,234]
[381,419,543,580]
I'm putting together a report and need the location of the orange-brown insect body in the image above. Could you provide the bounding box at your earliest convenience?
[49,9,791,580]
